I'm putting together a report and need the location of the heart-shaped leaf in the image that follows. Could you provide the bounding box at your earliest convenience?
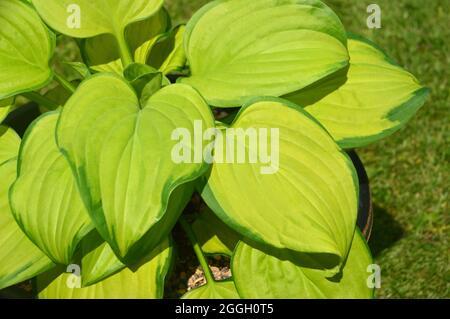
[82,8,170,74]
[80,183,195,286]
[232,230,374,298]
[0,159,54,290]
[57,73,215,263]
[0,126,21,165]
[286,34,430,149]
[192,207,240,256]
[36,238,173,299]
[10,112,93,265]
[32,0,163,39]
[0,0,55,99]
[182,280,240,299]
[200,97,358,272]
[180,0,349,107]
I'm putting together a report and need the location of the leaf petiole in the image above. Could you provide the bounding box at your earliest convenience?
[116,30,133,68]
[21,91,60,110]
[54,72,76,94]
[179,215,215,284]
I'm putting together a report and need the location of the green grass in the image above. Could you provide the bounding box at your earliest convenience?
[166,0,450,298]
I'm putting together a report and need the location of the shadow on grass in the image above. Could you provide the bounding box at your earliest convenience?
[369,204,405,257]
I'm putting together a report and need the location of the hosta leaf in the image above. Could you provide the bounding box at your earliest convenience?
[0,98,14,123]
[147,25,187,74]
[10,112,93,264]
[82,8,170,74]
[57,73,214,263]
[40,85,72,113]
[122,63,164,103]
[0,126,20,165]
[201,97,358,272]
[180,0,349,107]
[62,62,91,81]
[79,231,124,287]
[192,207,240,256]
[36,238,173,299]
[286,35,430,149]
[32,0,163,39]
[0,0,55,99]
[0,159,54,290]
[182,280,240,299]
[81,183,194,286]
[232,230,374,298]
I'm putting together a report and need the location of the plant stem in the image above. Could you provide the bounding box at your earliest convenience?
[54,72,76,94]
[179,216,215,284]
[116,30,133,68]
[22,92,60,110]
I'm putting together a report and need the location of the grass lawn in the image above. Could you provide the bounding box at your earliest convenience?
[166,0,449,298]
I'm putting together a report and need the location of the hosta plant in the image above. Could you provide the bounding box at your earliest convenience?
[0,0,428,299]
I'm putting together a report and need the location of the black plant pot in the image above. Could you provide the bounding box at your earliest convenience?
[349,151,373,240]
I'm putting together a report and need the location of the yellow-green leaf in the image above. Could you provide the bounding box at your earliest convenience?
[181,0,349,107]
[0,98,14,123]
[10,112,93,264]
[192,207,240,256]
[0,125,20,165]
[182,280,240,299]
[0,159,54,290]
[81,183,195,286]
[286,35,430,148]
[56,73,214,263]
[0,0,54,99]
[82,8,170,74]
[36,238,173,299]
[232,230,374,298]
[201,97,358,273]
[32,0,163,39]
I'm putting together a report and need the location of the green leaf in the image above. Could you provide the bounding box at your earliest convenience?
[147,25,187,74]
[0,0,55,99]
[40,85,72,113]
[57,73,215,263]
[0,125,20,165]
[79,231,124,287]
[0,98,14,123]
[200,97,358,272]
[140,73,166,105]
[192,207,240,256]
[180,0,349,107]
[36,238,173,299]
[81,7,170,73]
[123,63,163,102]
[10,112,93,264]
[32,0,163,39]
[0,159,54,290]
[285,34,430,149]
[81,183,195,286]
[232,230,374,298]
[182,280,240,299]
[62,62,91,80]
